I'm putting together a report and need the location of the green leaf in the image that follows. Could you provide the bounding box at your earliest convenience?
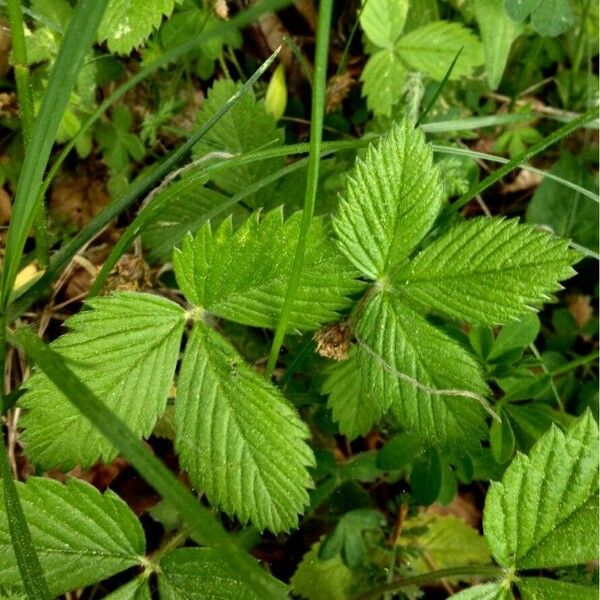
[399,513,490,574]
[410,446,442,505]
[504,0,574,37]
[320,509,384,568]
[483,412,599,569]
[158,548,284,599]
[490,410,516,464]
[173,209,361,332]
[354,292,489,454]
[103,577,151,600]
[291,539,356,600]
[517,578,597,600]
[322,349,383,440]
[174,321,314,532]
[19,292,185,469]
[376,432,423,471]
[98,0,177,54]
[450,582,510,600]
[526,153,599,252]
[333,119,443,279]
[360,49,407,116]
[192,79,283,208]
[487,314,540,362]
[359,0,408,47]
[474,0,523,90]
[393,217,577,326]
[0,478,144,596]
[395,21,483,81]
[504,0,540,21]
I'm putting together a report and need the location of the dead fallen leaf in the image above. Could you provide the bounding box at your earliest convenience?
[0,187,11,225]
[567,294,594,328]
[326,72,354,113]
[427,492,481,529]
[50,176,110,228]
[102,254,153,294]
[501,168,543,194]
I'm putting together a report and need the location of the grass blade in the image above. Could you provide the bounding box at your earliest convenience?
[10,327,287,600]
[0,0,109,308]
[0,431,51,599]
[432,144,599,204]
[266,0,334,376]
[450,106,599,211]
[6,0,49,265]
[416,46,463,127]
[87,49,280,296]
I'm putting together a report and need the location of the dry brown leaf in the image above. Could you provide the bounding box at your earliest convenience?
[0,187,11,225]
[326,72,354,113]
[0,19,10,77]
[501,169,543,194]
[102,254,153,294]
[567,294,594,328]
[50,176,110,228]
[426,492,481,529]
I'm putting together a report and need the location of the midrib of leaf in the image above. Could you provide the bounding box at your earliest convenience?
[385,172,431,274]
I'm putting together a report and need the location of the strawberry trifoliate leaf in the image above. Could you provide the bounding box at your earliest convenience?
[192,79,283,209]
[173,209,362,333]
[0,478,144,596]
[19,292,185,469]
[354,291,489,453]
[395,21,483,80]
[98,0,177,54]
[393,217,578,326]
[359,0,408,48]
[158,548,286,599]
[333,119,443,279]
[175,321,315,532]
[360,50,407,117]
[483,411,599,569]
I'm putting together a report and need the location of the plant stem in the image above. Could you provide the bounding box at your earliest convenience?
[6,0,49,266]
[550,350,599,376]
[352,566,505,600]
[266,0,333,377]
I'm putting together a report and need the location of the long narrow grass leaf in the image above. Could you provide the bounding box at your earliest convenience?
[6,0,49,266]
[10,327,287,600]
[0,0,109,307]
[416,46,462,127]
[450,106,599,211]
[266,0,334,376]
[0,430,51,600]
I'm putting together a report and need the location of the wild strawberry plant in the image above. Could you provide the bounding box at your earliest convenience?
[0,0,597,599]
